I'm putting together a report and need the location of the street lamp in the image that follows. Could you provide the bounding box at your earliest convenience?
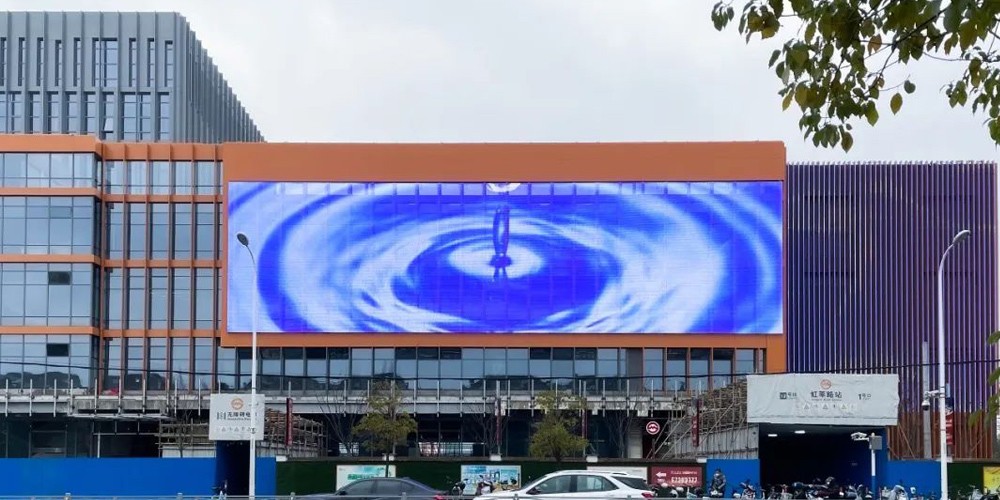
[236,232,259,499]
[936,228,971,500]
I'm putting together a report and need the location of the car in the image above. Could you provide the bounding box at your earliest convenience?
[305,477,448,500]
[474,470,654,500]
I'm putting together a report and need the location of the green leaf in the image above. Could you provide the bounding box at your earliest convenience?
[782,91,794,110]
[866,106,879,126]
[769,49,782,67]
[795,85,809,108]
[987,330,1000,344]
[867,34,882,54]
[890,93,903,114]
[904,80,916,94]
[841,131,854,152]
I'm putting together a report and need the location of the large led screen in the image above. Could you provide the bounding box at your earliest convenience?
[227,181,782,334]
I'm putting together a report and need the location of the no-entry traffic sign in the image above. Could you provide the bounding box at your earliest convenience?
[645,421,661,435]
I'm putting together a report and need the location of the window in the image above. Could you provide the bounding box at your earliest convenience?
[17,38,25,86]
[139,93,152,140]
[194,268,214,329]
[101,92,115,139]
[28,92,41,133]
[533,476,572,495]
[666,348,687,392]
[149,268,168,328]
[643,348,664,391]
[124,337,143,390]
[103,338,122,390]
[172,203,192,258]
[127,38,137,86]
[123,93,137,140]
[10,93,23,133]
[171,268,191,329]
[0,195,101,255]
[195,161,216,194]
[127,160,146,194]
[151,161,170,194]
[0,263,95,327]
[171,338,190,390]
[150,204,169,258]
[72,38,81,86]
[35,38,44,86]
[157,93,170,140]
[0,93,7,133]
[690,348,710,392]
[577,476,615,493]
[106,202,124,259]
[195,203,216,259]
[66,93,80,133]
[93,38,118,87]
[146,39,156,87]
[735,349,755,377]
[712,348,734,390]
[147,338,167,390]
[83,92,97,134]
[127,203,146,259]
[46,343,70,358]
[47,92,61,133]
[164,41,174,86]
[174,161,192,194]
[106,160,127,195]
[194,338,212,390]
[54,40,63,85]
[0,38,6,85]
[126,268,145,329]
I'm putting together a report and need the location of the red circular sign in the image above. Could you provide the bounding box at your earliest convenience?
[820,379,832,390]
[646,421,661,435]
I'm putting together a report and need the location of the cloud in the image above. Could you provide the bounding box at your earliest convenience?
[12,0,1000,161]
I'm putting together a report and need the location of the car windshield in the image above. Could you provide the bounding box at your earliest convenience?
[615,477,651,490]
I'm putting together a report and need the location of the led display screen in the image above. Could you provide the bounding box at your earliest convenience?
[226,181,782,334]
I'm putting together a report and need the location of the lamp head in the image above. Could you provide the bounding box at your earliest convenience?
[952,229,971,245]
[236,232,250,247]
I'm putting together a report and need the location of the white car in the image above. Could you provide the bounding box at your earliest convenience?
[474,470,654,500]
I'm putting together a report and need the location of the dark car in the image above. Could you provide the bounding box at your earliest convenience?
[306,477,447,500]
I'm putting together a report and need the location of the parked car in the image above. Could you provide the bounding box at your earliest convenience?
[305,477,448,500]
[474,470,654,500]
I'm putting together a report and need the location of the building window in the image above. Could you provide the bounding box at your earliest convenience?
[127,203,146,259]
[194,338,212,390]
[0,93,8,133]
[92,38,118,87]
[35,38,44,86]
[171,338,190,390]
[666,348,687,392]
[173,161,192,195]
[689,348,710,392]
[0,263,95,327]
[104,268,123,329]
[0,38,6,86]
[150,204,169,259]
[0,196,96,254]
[126,268,145,329]
[83,92,97,134]
[104,160,124,194]
[103,338,122,391]
[54,40,63,86]
[46,92,61,133]
[164,41,174,86]
[158,93,171,140]
[149,268,168,328]
[72,38,81,86]
[17,38,25,86]
[147,338,167,391]
[28,93,41,133]
[194,268,214,329]
[146,39,156,87]
[10,93,23,133]
[151,161,170,195]
[125,337,143,391]
[122,94,137,140]
[105,202,124,259]
[101,92,115,139]
[127,38,137,87]
[712,348,734,390]
[172,203,192,259]
[127,160,146,194]
[194,161,216,195]
[139,93,153,140]
[66,93,80,133]
[171,268,191,329]
[195,203,215,259]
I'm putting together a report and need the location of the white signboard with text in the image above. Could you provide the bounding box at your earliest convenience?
[336,465,397,489]
[747,373,899,426]
[209,393,265,441]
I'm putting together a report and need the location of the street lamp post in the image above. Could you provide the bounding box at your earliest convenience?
[236,232,259,499]
[936,228,971,500]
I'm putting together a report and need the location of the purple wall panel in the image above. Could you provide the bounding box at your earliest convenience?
[787,161,998,458]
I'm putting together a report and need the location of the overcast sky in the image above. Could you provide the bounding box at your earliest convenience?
[7,0,1000,162]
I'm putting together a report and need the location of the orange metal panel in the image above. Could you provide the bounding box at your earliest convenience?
[0,134,101,153]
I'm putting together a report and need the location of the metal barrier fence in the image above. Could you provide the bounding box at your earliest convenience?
[0,496,666,500]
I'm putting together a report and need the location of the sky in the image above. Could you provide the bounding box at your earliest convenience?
[5,0,999,162]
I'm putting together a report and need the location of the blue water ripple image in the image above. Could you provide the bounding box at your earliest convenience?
[226,181,783,334]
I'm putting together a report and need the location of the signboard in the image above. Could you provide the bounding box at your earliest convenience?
[984,467,1000,492]
[747,374,899,426]
[650,466,703,488]
[645,421,661,435]
[336,465,396,489]
[459,465,522,495]
[208,394,265,441]
[588,466,649,480]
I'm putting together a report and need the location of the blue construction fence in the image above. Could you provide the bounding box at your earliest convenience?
[708,458,944,497]
[0,457,276,497]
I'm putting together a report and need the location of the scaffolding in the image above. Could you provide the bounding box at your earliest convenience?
[158,409,326,458]
[654,380,757,459]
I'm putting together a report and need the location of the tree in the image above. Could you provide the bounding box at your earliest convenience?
[352,380,417,458]
[711,0,1000,151]
[973,330,1000,424]
[528,390,589,461]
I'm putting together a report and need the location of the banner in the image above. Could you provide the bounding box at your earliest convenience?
[650,466,703,488]
[336,465,396,489]
[208,394,265,441]
[460,465,521,495]
[747,374,899,426]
